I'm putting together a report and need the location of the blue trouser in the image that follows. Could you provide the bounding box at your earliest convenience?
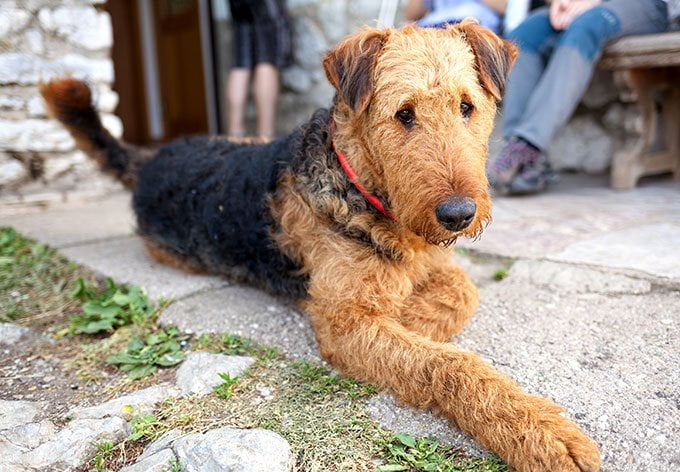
[502,0,669,150]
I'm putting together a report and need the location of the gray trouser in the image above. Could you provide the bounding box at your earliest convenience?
[503,0,669,150]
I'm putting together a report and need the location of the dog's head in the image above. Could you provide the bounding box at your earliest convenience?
[324,21,517,245]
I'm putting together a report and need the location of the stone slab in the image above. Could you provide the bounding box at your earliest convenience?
[159,285,320,361]
[60,237,227,301]
[549,223,680,279]
[460,175,680,274]
[2,192,135,248]
[508,260,652,294]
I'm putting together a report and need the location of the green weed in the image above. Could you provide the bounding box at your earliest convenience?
[92,440,114,472]
[106,327,185,379]
[213,372,239,399]
[69,277,156,334]
[127,414,165,442]
[163,457,183,472]
[378,433,507,472]
[194,332,278,360]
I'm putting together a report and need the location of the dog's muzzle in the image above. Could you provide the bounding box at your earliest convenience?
[435,196,476,232]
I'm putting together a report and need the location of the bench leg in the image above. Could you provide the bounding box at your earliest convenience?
[611,68,680,189]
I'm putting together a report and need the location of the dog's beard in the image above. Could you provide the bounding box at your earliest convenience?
[426,235,458,248]
[415,216,490,248]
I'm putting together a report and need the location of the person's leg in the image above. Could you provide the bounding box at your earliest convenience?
[252,63,279,139]
[513,0,669,150]
[226,68,251,138]
[488,8,558,192]
[502,7,556,139]
[497,0,669,194]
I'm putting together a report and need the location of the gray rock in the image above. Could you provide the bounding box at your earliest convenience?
[70,385,180,420]
[0,9,31,40]
[172,427,293,472]
[0,95,25,110]
[548,115,613,173]
[0,436,28,472]
[38,6,112,51]
[0,119,74,152]
[581,70,619,109]
[317,0,348,43]
[23,29,44,55]
[281,66,313,94]
[136,429,185,462]
[44,54,114,84]
[24,417,127,469]
[0,323,30,345]
[0,53,41,85]
[292,17,328,70]
[0,400,41,430]
[175,352,255,396]
[1,420,57,449]
[602,103,625,132]
[508,260,652,294]
[119,448,177,472]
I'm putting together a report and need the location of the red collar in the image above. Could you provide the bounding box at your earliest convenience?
[330,122,395,221]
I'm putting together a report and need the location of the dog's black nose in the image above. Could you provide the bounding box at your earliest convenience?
[435,196,476,232]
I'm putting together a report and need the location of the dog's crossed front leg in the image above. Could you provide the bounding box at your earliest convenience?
[399,264,478,342]
[302,269,600,472]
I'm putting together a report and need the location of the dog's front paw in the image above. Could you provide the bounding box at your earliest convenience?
[513,410,601,472]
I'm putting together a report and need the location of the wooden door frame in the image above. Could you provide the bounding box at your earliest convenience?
[111,0,220,142]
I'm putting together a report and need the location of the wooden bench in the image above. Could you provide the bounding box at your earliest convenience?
[599,31,680,189]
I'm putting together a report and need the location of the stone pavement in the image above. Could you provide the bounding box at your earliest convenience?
[3,173,679,471]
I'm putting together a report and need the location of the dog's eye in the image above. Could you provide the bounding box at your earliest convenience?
[460,102,474,118]
[396,108,415,128]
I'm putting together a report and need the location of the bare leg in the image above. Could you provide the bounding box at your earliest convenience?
[253,63,279,139]
[226,68,251,138]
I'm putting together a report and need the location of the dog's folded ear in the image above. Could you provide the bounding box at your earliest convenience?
[323,27,387,116]
[457,19,518,101]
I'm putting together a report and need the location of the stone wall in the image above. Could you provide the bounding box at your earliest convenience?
[0,0,122,204]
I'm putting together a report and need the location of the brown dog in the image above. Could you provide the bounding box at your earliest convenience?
[42,21,600,471]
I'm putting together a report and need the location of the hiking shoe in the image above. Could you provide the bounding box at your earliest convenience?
[487,137,543,192]
[507,151,559,195]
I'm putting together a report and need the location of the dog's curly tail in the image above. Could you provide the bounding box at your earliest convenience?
[40,78,150,189]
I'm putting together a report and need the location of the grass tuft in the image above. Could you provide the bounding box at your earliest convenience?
[0,227,91,326]
[378,433,508,472]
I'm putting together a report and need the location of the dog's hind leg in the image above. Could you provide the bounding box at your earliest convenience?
[399,265,478,342]
[302,269,600,472]
[142,238,207,275]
